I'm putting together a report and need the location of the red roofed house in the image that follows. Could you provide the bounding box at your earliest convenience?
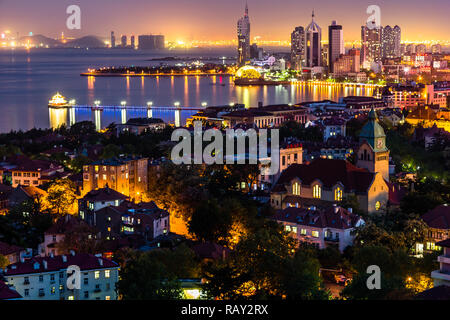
[7,155,64,188]
[87,200,169,241]
[3,252,119,300]
[270,108,390,213]
[272,205,364,251]
[418,204,450,254]
[78,186,129,222]
[0,241,26,265]
[270,158,389,213]
[0,280,21,300]
[39,215,95,257]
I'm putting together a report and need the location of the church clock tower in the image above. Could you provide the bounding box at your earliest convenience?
[356,108,390,181]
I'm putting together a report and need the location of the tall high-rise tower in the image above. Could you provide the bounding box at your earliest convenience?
[305,11,322,68]
[291,26,305,70]
[361,25,382,69]
[382,25,401,58]
[328,21,344,72]
[237,3,251,66]
[110,31,116,48]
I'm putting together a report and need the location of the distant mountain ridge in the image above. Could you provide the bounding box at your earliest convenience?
[19,34,107,48]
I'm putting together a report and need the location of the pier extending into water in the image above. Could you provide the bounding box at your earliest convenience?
[49,103,204,130]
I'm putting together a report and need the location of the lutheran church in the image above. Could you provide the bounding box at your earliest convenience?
[270,109,390,213]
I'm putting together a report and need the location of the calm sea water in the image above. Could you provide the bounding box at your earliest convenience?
[0,48,375,132]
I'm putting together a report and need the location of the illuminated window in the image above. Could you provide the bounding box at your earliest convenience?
[105,270,110,278]
[312,231,319,238]
[375,201,381,211]
[313,185,321,199]
[95,271,100,279]
[285,225,291,232]
[301,229,307,235]
[105,296,111,300]
[292,182,300,196]
[103,174,107,180]
[68,296,74,300]
[292,227,297,234]
[334,187,343,201]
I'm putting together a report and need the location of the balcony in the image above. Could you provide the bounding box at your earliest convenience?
[324,236,339,243]
[437,255,450,265]
[431,270,450,282]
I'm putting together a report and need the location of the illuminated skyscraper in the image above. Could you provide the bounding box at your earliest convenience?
[291,26,305,70]
[237,3,251,66]
[382,25,401,58]
[328,21,344,72]
[121,35,127,48]
[130,35,135,49]
[361,25,382,69]
[305,11,322,68]
[110,31,115,48]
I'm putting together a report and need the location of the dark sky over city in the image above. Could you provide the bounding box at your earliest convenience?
[0,0,449,42]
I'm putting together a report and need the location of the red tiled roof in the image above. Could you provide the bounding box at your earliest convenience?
[4,253,118,276]
[7,155,62,173]
[0,241,23,256]
[192,242,230,260]
[387,182,407,205]
[274,158,376,193]
[422,204,450,230]
[0,280,21,300]
[45,215,89,235]
[272,206,362,230]
[82,187,128,202]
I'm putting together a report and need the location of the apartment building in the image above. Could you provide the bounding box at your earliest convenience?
[3,252,119,300]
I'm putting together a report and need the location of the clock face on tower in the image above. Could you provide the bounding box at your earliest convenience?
[376,138,383,149]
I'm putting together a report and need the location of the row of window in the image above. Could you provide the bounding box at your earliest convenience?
[285,225,320,238]
[291,182,342,201]
[13,172,38,177]
[21,269,111,284]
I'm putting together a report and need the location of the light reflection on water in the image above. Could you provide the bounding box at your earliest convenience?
[0,49,374,132]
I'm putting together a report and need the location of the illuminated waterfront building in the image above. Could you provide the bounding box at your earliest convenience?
[138,35,165,50]
[130,35,135,49]
[110,31,115,48]
[328,21,344,72]
[305,11,322,68]
[291,26,305,70]
[120,35,127,48]
[406,43,415,54]
[332,48,360,76]
[416,44,427,54]
[237,3,251,66]
[361,25,382,69]
[431,44,442,54]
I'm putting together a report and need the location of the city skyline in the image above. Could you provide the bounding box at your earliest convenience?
[1,0,449,43]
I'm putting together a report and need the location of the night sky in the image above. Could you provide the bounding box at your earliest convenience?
[1,0,449,42]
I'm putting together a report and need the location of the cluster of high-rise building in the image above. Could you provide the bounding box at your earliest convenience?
[110,31,164,50]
